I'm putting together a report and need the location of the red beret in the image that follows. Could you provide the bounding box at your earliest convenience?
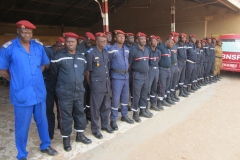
[150,35,158,40]
[78,36,84,40]
[168,36,177,43]
[85,32,95,41]
[104,31,112,35]
[201,39,207,43]
[114,30,125,35]
[58,37,65,45]
[136,32,146,37]
[63,32,79,39]
[95,32,107,38]
[16,20,36,29]
[179,33,187,38]
[155,36,162,40]
[170,32,179,37]
[206,37,211,40]
[125,33,134,37]
[190,34,196,38]
[212,37,217,40]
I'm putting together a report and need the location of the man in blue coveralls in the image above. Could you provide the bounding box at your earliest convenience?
[129,32,152,123]
[105,31,112,50]
[86,32,114,139]
[0,20,58,160]
[108,30,134,130]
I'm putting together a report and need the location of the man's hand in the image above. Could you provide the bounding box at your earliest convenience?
[0,70,10,81]
[85,71,90,85]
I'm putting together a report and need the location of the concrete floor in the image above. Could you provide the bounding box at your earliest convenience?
[0,71,239,160]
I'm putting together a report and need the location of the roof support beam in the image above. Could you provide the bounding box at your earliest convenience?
[218,0,239,12]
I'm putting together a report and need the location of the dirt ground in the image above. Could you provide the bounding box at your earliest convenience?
[0,71,240,160]
[79,71,240,160]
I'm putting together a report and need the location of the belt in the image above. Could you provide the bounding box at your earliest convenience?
[186,59,196,63]
[172,63,177,66]
[112,69,128,74]
[159,67,170,70]
[149,67,158,69]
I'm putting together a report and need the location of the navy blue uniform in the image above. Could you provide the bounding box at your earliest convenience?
[157,44,171,100]
[86,47,111,133]
[146,46,161,105]
[43,46,60,139]
[0,37,50,160]
[200,48,205,80]
[195,48,202,82]
[176,42,187,88]
[51,48,87,136]
[203,44,211,78]
[108,43,129,121]
[185,42,197,86]
[170,44,179,93]
[129,45,149,112]
[209,44,216,78]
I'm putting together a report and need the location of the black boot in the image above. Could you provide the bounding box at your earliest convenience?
[145,106,153,117]
[157,100,164,110]
[121,115,134,124]
[110,121,118,130]
[173,91,180,101]
[132,111,141,123]
[139,109,152,118]
[170,91,179,102]
[213,76,217,83]
[166,96,175,105]
[76,132,92,144]
[150,103,160,111]
[192,83,198,91]
[187,85,194,93]
[201,79,206,86]
[162,99,172,107]
[208,77,212,84]
[195,81,201,89]
[183,87,190,95]
[179,87,188,97]
[63,136,72,152]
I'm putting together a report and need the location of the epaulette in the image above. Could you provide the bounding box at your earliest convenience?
[34,39,43,45]
[87,48,93,53]
[3,41,12,48]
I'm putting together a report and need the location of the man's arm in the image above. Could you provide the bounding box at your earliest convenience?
[0,70,10,81]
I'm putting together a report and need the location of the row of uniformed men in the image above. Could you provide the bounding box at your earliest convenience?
[44,30,222,152]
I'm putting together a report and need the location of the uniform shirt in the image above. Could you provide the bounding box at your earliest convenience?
[0,37,49,106]
[51,48,87,100]
[200,48,205,64]
[105,44,112,50]
[203,44,211,62]
[196,48,202,64]
[146,46,161,67]
[170,44,178,64]
[215,45,223,58]
[186,42,197,62]
[176,42,187,62]
[129,45,150,73]
[157,44,171,68]
[77,43,91,56]
[86,47,110,93]
[209,44,216,61]
[43,46,56,91]
[108,43,129,79]
[124,42,134,50]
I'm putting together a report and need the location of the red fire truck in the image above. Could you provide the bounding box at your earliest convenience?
[218,34,240,72]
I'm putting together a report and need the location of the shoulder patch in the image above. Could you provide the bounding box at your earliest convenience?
[87,48,93,53]
[34,39,43,45]
[3,41,12,48]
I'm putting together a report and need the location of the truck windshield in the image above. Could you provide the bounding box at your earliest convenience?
[222,39,240,52]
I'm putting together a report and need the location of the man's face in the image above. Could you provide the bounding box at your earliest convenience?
[202,42,206,46]
[65,37,77,51]
[55,42,64,52]
[96,37,107,50]
[106,33,112,42]
[115,34,125,44]
[180,37,186,43]
[126,36,134,44]
[217,40,222,47]
[84,38,93,48]
[166,39,174,48]
[213,39,217,43]
[197,42,201,48]
[191,37,196,44]
[138,36,146,46]
[17,28,33,43]
[150,38,157,47]
[174,36,179,43]
[208,38,212,44]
